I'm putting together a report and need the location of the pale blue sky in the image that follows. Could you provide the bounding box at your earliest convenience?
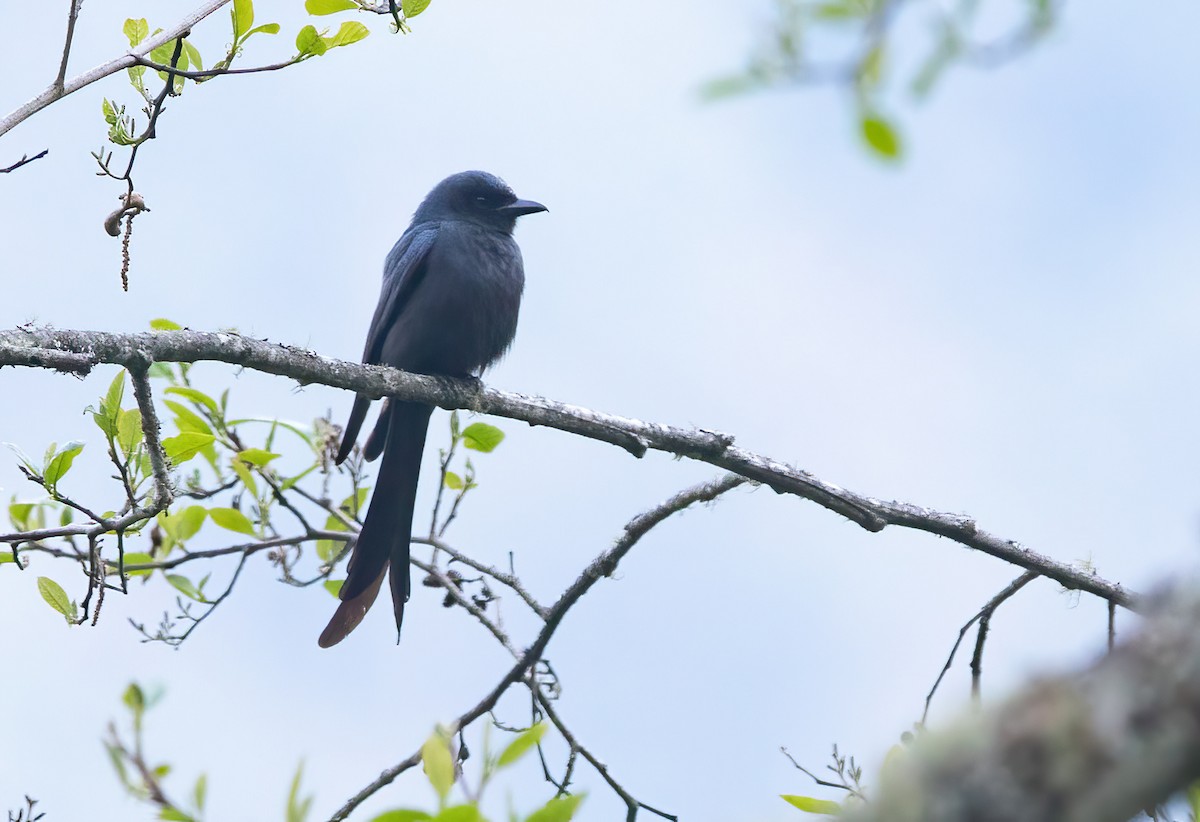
[2,1,1199,820]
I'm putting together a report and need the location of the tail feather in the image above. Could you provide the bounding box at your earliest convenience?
[362,399,390,462]
[336,394,372,465]
[318,400,433,647]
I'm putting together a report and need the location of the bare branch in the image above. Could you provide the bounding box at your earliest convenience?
[0,150,49,174]
[922,570,1039,723]
[133,56,300,80]
[54,0,84,90]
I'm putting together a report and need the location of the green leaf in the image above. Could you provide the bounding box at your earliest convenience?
[182,40,203,72]
[246,23,281,36]
[37,576,76,622]
[233,0,255,39]
[0,551,15,564]
[497,723,546,768]
[323,579,344,598]
[123,682,145,712]
[700,74,765,100]
[159,506,207,544]
[164,386,220,415]
[432,806,480,822]
[306,0,358,14]
[421,729,455,801]
[148,363,175,380]
[811,1,865,19]
[118,552,156,577]
[325,20,369,47]
[1189,780,1200,817]
[105,741,133,790]
[165,401,214,436]
[781,795,842,815]
[158,808,195,822]
[117,408,144,459]
[44,441,85,490]
[316,540,338,563]
[443,471,463,490]
[402,0,431,17]
[860,115,901,159]
[231,457,260,498]
[149,38,184,68]
[123,18,149,46]
[340,488,369,518]
[524,794,584,822]
[237,448,281,466]
[93,370,126,437]
[858,45,884,89]
[163,432,216,464]
[461,423,504,453]
[369,812,434,822]
[166,573,208,602]
[193,774,208,812]
[287,762,313,822]
[296,25,328,56]
[127,65,147,90]
[209,507,256,536]
[8,501,34,530]
[150,318,182,331]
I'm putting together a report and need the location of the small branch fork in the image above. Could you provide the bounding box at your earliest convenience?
[0,327,1137,611]
[921,570,1039,724]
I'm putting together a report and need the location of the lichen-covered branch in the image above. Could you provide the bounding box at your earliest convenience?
[844,583,1200,822]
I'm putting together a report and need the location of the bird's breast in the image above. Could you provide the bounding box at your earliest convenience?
[381,224,525,377]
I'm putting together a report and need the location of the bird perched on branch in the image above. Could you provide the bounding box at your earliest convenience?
[318,171,546,648]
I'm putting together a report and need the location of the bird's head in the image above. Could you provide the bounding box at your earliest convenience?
[414,170,547,232]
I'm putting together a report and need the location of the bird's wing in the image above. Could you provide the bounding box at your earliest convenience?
[362,225,440,365]
[335,225,439,465]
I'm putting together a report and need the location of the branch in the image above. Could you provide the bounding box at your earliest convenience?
[922,570,1039,723]
[128,366,173,510]
[54,0,84,90]
[0,326,1138,610]
[328,474,745,821]
[0,150,49,174]
[133,56,299,80]
[0,0,231,139]
[843,582,1200,822]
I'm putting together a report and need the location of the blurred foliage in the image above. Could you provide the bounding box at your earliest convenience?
[705,0,1060,159]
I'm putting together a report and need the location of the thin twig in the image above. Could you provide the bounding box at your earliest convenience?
[922,570,1039,724]
[0,149,49,174]
[133,56,299,80]
[54,0,83,90]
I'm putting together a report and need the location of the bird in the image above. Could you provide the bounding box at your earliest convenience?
[318,171,546,648]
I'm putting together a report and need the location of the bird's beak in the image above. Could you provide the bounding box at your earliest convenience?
[500,199,548,217]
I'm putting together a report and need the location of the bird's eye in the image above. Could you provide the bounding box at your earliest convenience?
[474,195,491,208]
